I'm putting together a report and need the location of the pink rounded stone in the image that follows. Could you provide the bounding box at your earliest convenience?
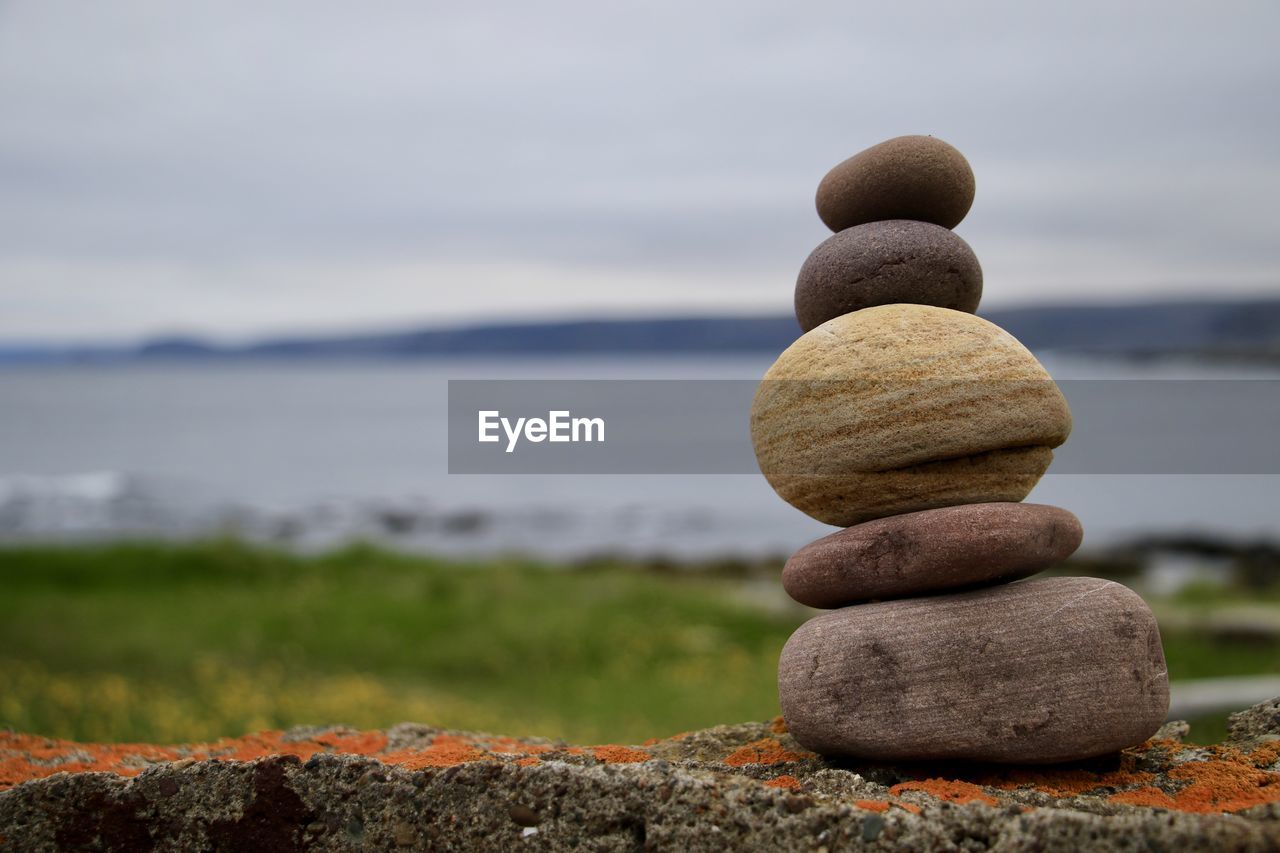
[783,502,1082,608]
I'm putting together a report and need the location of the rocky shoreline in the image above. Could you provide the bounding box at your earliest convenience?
[4,700,1280,850]
[4,470,1279,571]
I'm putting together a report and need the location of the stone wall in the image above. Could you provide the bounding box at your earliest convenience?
[4,700,1280,851]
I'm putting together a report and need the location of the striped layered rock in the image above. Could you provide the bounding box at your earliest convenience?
[750,304,1072,527]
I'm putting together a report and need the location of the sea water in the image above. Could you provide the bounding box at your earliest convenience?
[1,353,1277,558]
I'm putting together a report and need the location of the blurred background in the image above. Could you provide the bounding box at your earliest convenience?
[2,1,1279,747]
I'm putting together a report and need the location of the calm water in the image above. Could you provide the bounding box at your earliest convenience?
[1,354,1278,558]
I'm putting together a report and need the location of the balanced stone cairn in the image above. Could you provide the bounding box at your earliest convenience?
[751,136,1170,764]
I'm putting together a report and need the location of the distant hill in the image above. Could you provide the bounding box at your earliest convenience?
[7,299,1280,362]
[985,300,1280,357]
[237,316,802,358]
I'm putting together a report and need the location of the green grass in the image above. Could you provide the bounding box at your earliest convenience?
[0,540,798,744]
[1,540,1277,746]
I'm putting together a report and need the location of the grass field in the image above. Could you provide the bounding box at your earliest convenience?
[2,540,1277,746]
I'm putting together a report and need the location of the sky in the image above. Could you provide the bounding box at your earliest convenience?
[2,1,1279,342]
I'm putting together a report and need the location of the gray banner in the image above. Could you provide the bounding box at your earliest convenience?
[447,379,1280,474]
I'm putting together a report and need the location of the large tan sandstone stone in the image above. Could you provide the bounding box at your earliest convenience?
[750,304,1071,526]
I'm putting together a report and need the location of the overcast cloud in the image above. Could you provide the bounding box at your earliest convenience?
[2,1,1279,341]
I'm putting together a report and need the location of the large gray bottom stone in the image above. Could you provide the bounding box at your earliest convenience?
[778,577,1169,763]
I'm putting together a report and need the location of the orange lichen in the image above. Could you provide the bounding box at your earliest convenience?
[202,730,388,763]
[485,736,551,756]
[1164,759,1280,813]
[312,730,391,754]
[0,733,184,787]
[1147,738,1186,752]
[723,738,810,767]
[981,741,1280,814]
[9,726,1280,816]
[1085,745,1280,814]
[765,775,802,790]
[980,764,1156,798]
[1246,740,1280,768]
[383,735,492,770]
[0,728,564,788]
[890,779,998,807]
[591,745,651,764]
[769,717,789,734]
[1109,787,1177,808]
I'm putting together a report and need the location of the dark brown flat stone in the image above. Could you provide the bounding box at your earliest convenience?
[783,502,1082,608]
[794,220,983,331]
[778,577,1170,763]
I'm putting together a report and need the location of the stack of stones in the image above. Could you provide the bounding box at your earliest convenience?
[751,136,1171,763]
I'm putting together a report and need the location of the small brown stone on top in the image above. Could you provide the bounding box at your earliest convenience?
[816,135,975,232]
